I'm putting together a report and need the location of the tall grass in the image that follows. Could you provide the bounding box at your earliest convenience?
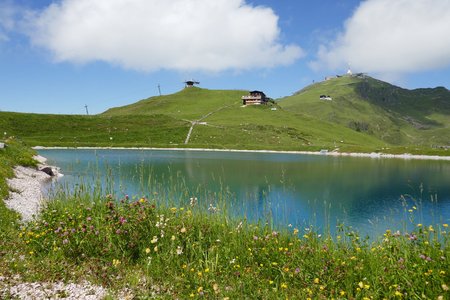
[0,137,36,241]
[16,180,450,299]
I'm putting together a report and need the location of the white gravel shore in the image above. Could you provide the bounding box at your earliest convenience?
[33,146,450,161]
[4,155,60,222]
[0,276,108,300]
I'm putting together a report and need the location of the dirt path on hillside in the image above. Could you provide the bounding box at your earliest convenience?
[184,102,238,144]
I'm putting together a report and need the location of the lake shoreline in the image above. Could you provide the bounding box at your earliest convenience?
[33,146,450,161]
[5,155,62,222]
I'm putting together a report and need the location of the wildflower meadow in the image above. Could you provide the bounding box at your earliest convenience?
[16,191,450,299]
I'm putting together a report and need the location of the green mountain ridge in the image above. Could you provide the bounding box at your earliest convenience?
[1,76,449,154]
[278,76,449,147]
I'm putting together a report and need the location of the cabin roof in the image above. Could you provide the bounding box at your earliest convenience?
[249,90,265,95]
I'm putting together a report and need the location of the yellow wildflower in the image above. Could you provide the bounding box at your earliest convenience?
[145,248,150,254]
[314,278,319,284]
[281,283,288,289]
[112,259,121,267]
[394,290,403,297]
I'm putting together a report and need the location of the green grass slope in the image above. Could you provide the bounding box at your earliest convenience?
[187,103,385,151]
[0,112,189,147]
[278,76,450,148]
[1,79,448,154]
[103,87,246,121]
[103,86,386,151]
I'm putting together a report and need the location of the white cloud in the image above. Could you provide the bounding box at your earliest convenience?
[312,0,450,76]
[26,0,303,72]
[0,1,20,42]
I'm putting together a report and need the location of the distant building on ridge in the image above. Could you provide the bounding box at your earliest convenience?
[242,91,268,105]
[184,80,200,88]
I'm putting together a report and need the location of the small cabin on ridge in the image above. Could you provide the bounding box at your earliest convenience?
[184,80,200,88]
[242,91,268,105]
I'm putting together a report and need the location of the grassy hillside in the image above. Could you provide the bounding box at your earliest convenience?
[186,103,385,151]
[103,86,387,151]
[0,112,189,147]
[103,87,246,121]
[1,80,449,154]
[278,76,450,147]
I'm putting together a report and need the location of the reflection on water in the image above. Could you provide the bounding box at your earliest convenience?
[39,149,450,237]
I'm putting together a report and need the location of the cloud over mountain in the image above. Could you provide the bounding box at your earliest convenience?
[312,0,450,76]
[26,0,303,72]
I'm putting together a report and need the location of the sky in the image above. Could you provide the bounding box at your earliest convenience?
[0,0,449,115]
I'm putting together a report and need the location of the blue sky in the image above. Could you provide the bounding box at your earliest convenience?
[1,0,449,115]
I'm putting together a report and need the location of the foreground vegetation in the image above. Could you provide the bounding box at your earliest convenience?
[0,140,449,299]
[3,192,450,299]
[0,138,36,242]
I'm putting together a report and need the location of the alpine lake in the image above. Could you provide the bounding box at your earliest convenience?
[38,149,450,238]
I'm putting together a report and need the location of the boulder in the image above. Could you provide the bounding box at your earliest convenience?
[40,167,54,176]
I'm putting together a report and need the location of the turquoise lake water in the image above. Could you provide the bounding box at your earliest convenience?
[38,149,450,237]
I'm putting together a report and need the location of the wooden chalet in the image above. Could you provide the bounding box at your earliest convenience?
[242,90,268,105]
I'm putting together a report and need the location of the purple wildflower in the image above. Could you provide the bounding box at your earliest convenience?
[408,233,418,241]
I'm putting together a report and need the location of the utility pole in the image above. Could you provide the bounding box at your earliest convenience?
[158,84,162,96]
[84,105,89,115]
